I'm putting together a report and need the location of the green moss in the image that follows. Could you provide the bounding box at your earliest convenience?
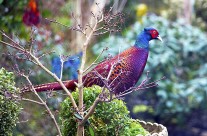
[60,85,148,136]
[0,68,21,136]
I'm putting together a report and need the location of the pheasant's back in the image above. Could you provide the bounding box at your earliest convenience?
[83,46,149,94]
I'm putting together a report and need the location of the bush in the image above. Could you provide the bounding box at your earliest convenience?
[0,68,21,136]
[60,86,148,136]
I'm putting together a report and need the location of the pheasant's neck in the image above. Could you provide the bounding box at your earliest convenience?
[134,32,150,49]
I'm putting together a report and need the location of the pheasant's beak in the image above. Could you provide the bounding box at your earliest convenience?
[157,35,163,42]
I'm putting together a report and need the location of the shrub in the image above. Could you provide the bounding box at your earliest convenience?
[60,85,148,136]
[0,68,21,136]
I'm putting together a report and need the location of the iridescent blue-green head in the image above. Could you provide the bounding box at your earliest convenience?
[135,27,162,49]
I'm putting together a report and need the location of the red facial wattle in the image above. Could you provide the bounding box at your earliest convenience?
[150,30,159,39]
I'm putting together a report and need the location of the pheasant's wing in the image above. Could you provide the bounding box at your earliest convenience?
[83,47,149,94]
[83,52,133,93]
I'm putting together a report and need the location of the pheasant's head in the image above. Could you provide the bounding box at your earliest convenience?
[144,27,162,41]
[135,27,162,49]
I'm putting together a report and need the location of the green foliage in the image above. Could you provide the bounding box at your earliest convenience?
[120,118,148,136]
[195,0,207,23]
[0,68,21,136]
[60,86,148,136]
[0,0,27,34]
[133,105,153,114]
[93,15,207,124]
[194,0,207,30]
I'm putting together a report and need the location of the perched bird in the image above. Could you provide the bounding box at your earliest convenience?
[28,27,162,95]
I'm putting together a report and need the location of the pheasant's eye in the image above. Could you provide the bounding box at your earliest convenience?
[150,30,158,38]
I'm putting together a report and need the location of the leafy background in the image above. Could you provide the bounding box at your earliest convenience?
[0,0,207,136]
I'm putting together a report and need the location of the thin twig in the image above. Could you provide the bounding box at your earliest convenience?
[45,18,72,29]
[60,55,64,80]
[20,98,44,105]
[79,97,100,126]
[83,47,107,73]
[23,75,62,136]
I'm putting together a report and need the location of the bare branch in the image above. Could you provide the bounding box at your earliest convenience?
[19,98,44,105]
[14,69,62,136]
[37,50,55,59]
[45,18,72,29]
[83,47,108,73]
[79,97,100,126]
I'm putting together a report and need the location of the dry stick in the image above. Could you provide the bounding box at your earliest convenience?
[20,98,44,105]
[59,55,64,80]
[116,76,165,98]
[23,75,62,136]
[83,48,106,73]
[79,97,100,126]
[0,39,25,52]
[45,18,72,29]
[38,50,55,59]
[77,10,104,136]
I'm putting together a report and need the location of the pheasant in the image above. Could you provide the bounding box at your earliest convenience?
[27,27,162,95]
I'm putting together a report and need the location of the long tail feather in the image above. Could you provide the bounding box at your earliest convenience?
[22,80,77,93]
